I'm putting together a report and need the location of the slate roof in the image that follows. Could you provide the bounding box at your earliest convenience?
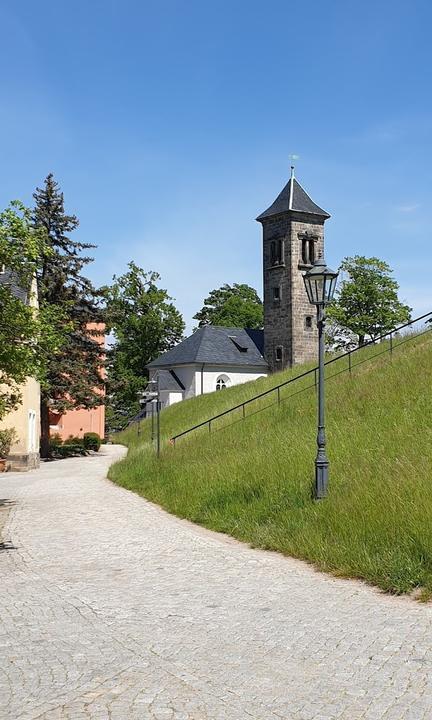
[256,176,330,221]
[147,326,267,369]
[0,270,28,304]
[157,370,185,392]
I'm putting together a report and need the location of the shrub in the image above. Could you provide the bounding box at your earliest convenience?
[83,432,101,451]
[49,433,63,448]
[64,435,84,447]
[0,428,18,458]
[55,444,87,458]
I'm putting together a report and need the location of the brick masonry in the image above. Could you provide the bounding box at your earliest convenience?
[260,212,326,372]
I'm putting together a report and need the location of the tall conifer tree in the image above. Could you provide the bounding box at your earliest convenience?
[33,174,105,456]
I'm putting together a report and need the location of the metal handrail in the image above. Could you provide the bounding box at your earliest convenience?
[170,311,432,445]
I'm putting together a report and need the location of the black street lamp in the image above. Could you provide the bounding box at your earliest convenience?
[147,375,161,457]
[303,257,339,499]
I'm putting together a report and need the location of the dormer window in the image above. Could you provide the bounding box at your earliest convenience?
[275,346,283,363]
[229,336,248,352]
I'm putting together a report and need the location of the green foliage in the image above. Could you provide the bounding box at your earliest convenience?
[109,333,432,598]
[49,433,63,448]
[328,255,411,345]
[0,201,65,420]
[103,261,185,430]
[0,428,18,458]
[83,432,101,451]
[32,174,105,455]
[63,435,84,446]
[54,443,87,458]
[193,283,263,329]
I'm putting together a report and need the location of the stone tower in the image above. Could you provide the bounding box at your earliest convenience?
[257,169,330,372]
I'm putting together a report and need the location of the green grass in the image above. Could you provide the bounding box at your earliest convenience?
[109,332,432,598]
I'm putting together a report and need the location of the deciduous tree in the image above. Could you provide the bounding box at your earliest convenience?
[327,256,411,346]
[194,283,263,329]
[0,201,63,420]
[103,262,185,429]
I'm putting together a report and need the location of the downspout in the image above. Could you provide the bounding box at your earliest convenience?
[201,364,205,394]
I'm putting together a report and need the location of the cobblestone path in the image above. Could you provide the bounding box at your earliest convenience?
[1,445,432,719]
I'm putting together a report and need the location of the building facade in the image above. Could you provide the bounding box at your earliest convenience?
[0,273,40,470]
[48,323,106,440]
[146,326,268,410]
[257,169,330,372]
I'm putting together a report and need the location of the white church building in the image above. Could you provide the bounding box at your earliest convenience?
[146,325,268,410]
[146,169,330,411]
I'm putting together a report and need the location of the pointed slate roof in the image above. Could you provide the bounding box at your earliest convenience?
[147,326,267,369]
[256,172,330,221]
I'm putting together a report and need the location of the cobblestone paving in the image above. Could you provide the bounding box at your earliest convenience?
[1,445,432,719]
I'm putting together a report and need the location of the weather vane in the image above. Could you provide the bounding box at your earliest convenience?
[288,154,299,176]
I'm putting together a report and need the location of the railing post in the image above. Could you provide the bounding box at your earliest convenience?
[242,404,245,419]
[208,420,211,433]
[348,352,352,374]
[314,368,317,391]
[277,386,281,406]
[390,332,393,355]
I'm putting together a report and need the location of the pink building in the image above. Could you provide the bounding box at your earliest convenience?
[49,323,106,440]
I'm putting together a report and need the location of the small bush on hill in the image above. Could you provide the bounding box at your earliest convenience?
[83,432,101,451]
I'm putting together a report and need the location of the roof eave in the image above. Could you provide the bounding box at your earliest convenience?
[256,207,331,222]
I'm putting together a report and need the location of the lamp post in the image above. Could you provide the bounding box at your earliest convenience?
[303,257,339,499]
[137,394,146,436]
[147,374,160,457]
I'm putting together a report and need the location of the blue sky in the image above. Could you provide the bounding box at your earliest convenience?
[1,0,431,331]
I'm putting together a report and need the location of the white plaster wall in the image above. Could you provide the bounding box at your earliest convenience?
[194,366,268,396]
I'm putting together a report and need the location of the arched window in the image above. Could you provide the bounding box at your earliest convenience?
[216,374,230,391]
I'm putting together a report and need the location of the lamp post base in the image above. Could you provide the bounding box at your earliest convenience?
[315,459,329,499]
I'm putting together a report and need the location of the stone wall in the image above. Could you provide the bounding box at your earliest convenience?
[261,212,326,372]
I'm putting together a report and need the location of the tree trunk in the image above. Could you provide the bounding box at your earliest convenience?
[358,334,365,347]
[40,397,51,458]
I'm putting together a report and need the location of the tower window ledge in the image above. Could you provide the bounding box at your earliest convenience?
[270,262,285,270]
[298,262,313,270]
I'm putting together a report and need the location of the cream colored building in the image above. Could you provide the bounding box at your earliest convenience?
[0,272,40,470]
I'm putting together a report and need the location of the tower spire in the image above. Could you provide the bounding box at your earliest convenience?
[289,165,295,210]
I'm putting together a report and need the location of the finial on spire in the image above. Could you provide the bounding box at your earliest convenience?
[288,153,299,179]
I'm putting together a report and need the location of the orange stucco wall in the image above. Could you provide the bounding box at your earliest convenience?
[50,404,105,440]
[49,323,106,440]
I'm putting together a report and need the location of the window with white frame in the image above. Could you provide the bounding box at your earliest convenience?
[28,410,37,452]
[216,374,230,391]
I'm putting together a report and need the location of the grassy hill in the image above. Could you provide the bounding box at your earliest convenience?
[109,332,432,598]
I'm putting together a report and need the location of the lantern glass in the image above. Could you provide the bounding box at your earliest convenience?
[303,258,338,307]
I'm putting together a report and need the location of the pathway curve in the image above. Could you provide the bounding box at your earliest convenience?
[1,445,431,720]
